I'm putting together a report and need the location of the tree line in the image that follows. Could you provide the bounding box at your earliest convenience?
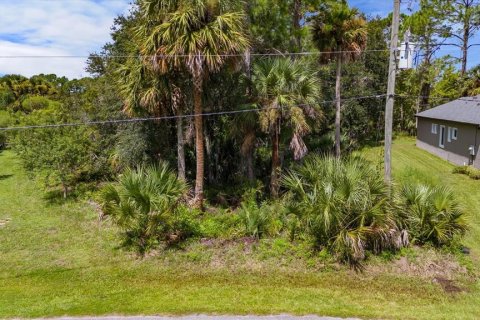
[0,0,479,204]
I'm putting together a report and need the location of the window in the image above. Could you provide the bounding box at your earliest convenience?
[452,128,458,140]
[447,127,458,142]
[432,123,438,134]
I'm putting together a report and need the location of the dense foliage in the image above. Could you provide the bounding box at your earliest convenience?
[283,156,408,265]
[397,184,468,246]
[100,163,196,254]
[0,0,477,264]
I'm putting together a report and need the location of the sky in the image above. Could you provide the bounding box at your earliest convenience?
[0,0,478,79]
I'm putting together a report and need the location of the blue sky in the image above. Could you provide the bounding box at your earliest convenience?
[0,0,130,78]
[0,0,478,78]
[352,0,480,69]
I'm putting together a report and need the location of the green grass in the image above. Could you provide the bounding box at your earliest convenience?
[359,137,480,258]
[1,138,480,319]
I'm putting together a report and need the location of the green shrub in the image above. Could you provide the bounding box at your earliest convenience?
[100,163,190,255]
[283,155,407,266]
[452,165,470,175]
[238,201,272,239]
[468,168,480,180]
[200,210,240,238]
[452,165,480,180]
[0,88,14,110]
[0,110,12,148]
[397,184,467,246]
[20,96,58,112]
[170,205,201,244]
[237,189,278,239]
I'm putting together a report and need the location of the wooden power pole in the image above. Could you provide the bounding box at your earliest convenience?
[384,0,400,183]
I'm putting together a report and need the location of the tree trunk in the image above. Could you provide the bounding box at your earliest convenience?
[62,183,68,199]
[419,81,431,111]
[400,103,404,132]
[270,119,281,198]
[172,85,186,180]
[244,47,255,182]
[334,54,342,158]
[416,44,432,113]
[193,74,205,208]
[205,131,214,184]
[461,22,469,76]
[292,0,302,50]
[246,148,255,182]
[245,49,252,82]
[176,116,186,181]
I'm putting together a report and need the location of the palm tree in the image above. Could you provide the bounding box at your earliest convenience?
[117,56,188,180]
[137,0,250,207]
[114,6,190,180]
[311,1,367,158]
[100,163,188,255]
[252,58,320,197]
[283,155,408,267]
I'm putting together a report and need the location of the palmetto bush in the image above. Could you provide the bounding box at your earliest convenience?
[396,184,467,246]
[237,188,280,239]
[100,163,196,255]
[283,156,408,266]
[238,200,273,239]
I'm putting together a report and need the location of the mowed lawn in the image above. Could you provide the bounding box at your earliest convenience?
[1,137,480,319]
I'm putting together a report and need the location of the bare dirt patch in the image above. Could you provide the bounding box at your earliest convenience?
[367,248,468,280]
[433,276,464,293]
[0,218,11,228]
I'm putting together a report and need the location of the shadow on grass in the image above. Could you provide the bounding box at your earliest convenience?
[0,265,91,280]
[0,174,13,181]
[42,190,77,205]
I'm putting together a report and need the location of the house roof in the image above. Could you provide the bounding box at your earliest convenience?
[416,95,480,126]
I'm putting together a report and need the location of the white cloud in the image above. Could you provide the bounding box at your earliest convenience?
[0,0,131,79]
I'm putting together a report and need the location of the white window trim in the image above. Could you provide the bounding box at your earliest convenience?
[432,123,438,134]
[452,128,458,140]
[448,127,452,142]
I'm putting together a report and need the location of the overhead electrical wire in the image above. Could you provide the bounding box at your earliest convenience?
[4,94,479,132]
[0,50,389,59]
[2,94,479,132]
[0,94,388,131]
[395,95,480,103]
[0,43,478,59]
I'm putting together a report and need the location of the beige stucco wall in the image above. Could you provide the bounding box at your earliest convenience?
[416,117,480,168]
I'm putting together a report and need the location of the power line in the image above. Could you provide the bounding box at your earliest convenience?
[0,50,389,59]
[2,94,478,131]
[0,43,477,59]
[396,94,480,103]
[0,46,475,59]
[0,94,387,131]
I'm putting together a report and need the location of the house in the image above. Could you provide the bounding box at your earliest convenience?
[416,95,480,168]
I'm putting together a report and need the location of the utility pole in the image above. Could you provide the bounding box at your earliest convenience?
[384,0,400,183]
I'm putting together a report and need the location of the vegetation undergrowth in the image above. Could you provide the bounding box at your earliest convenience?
[96,150,467,273]
[1,139,480,319]
[1,0,480,317]
[100,163,199,255]
[453,165,480,180]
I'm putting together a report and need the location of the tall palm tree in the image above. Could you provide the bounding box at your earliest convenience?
[252,58,320,197]
[138,0,250,207]
[311,1,367,158]
[116,31,189,180]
